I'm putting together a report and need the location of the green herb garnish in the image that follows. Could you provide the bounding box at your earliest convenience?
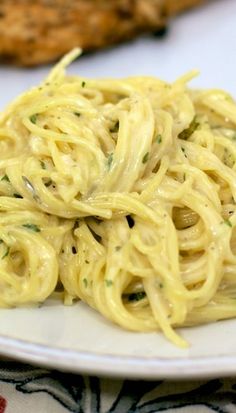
[81,81,86,88]
[74,112,81,117]
[156,134,162,144]
[107,153,113,170]
[22,223,41,232]
[83,278,88,288]
[105,279,113,287]
[40,161,46,170]
[128,292,146,302]
[1,174,10,182]
[30,114,37,124]
[2,246,9,259]
[178,117,199,140]
[142,152,149,164]
[223,219,232,228]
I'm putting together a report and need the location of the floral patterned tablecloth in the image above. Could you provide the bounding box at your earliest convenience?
[0,361,235,412]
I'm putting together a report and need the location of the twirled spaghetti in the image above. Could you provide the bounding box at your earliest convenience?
[1,49,236,347]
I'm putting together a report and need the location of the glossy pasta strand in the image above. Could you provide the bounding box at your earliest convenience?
[0,51,236,347]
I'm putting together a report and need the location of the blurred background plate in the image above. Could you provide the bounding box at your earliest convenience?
[0,0,235,379]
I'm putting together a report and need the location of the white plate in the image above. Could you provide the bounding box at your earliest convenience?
[0,0,236,379]
[0,300,236,379]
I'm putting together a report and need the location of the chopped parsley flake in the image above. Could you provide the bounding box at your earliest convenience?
[105,279,113,287]
[107,153,113,170]
[81,81,86,88]
[83,278,88,288]
[142,152,149,163]
[1,174,9,182]
[223,219,232,228]
[128,292,146,302]
[156,134,162,144]
[30,114,37,124]
[74,112,81,117]
[40,161,46,169]
[178,117,199,140]
[22,223,41,232]
[2,246,9,259]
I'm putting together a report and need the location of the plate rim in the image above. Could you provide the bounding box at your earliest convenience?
[0,333,235,379]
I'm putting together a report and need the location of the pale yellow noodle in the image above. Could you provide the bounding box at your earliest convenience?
[1,49,236,347]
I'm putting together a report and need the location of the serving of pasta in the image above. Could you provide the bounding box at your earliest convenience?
[1,49,236,347]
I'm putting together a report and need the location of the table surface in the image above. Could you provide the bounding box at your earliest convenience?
[0,360,234,413]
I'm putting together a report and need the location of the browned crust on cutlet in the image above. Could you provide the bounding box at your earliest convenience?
[0,0,207,66]
[0,0,165,66]
[165,0,207,15]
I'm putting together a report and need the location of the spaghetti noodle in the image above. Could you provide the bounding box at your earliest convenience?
[1,49,236,347]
